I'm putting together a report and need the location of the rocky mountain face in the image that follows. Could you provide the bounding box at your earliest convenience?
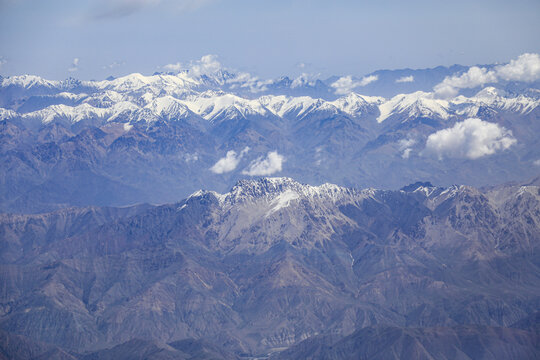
[1,64,539,213]
[0,178,538,358]
[271,325,539,360]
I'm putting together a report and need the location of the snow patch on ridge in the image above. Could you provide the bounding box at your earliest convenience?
[377,92,449,123]
[267,189,300,215]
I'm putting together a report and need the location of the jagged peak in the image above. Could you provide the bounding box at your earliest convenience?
[400,181,435,192]
[1,74,59,88]
[229,177,300,197]
[475,86,508,98]
[182,178,370,209]
[376,91,450,122]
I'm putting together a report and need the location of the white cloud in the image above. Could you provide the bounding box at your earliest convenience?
[160,55,274,93]
[396,75,414,83]
[162,55,224,77]
[402,148,413,159]
[496,53,540,82]
[184,153,199,162]
[398,138,416,159]
[331,75,378,95]
[189,54,222,77]
[358,75,378,86]
[68,58,80,72]
[162,62,184,72]
[210,147,249,174]
[434,66,497,98]
[423,118,516,160]
[398,138,416,148]
[227,72,273,93]
[291,73,319,88]
[432,83,460,99]
[242,151,284,176]
[434,53,540,99]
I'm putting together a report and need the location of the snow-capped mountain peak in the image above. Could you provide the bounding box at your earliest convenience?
[1,74,59,89]
[331,92,383,117]
[377,91,450,123]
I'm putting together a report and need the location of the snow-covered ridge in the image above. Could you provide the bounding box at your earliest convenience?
[184,178,375,212]
[2,88,538,127]
[178,178,529,219]
[377,91,450,122]
[183,92,270,121]
[1,75,60,89]
[1,72,538,127]
[226,177,360,202]
[453,87,539,116]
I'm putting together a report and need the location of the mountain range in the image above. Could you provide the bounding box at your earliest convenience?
[1,57,540,359]
[0,177,539,358]
[1,59,539,213]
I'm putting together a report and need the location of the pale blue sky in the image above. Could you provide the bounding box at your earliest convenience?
[0,0,539,80]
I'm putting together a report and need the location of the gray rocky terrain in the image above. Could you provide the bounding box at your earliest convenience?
[0,177,539,358]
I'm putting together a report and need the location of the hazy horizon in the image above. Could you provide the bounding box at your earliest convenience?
[1,0,539,81]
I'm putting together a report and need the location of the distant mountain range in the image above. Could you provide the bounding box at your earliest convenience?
[1,177,539,358]
[1,59,539,213]
[1,57,540,359]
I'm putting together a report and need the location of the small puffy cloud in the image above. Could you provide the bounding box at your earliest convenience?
[402,148,413,159]
[396,75,414,83]
[434,53,540,99]
[291,73,320,88]
[160,55,218,76]
[210,147,249,174]
[162,62,184,72]
[433,83,459,99]
[162,55,223,77]
[211,151,238,174]
[398,138,416,159]
[534,159,540,166]
[227,72,274,94]
[445,66,497,89]
[423,118,516,160]
[434,66,497,98]
[184,153,199,162]
[0,56,6,69]
[359,75,378,86]
[242,151,284,176]
[160,55,272,93]
[331,76,357,95]
[190,54,222,77]
[68,58,80,72]
[331,75,378,95]
[496,53,540,82]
